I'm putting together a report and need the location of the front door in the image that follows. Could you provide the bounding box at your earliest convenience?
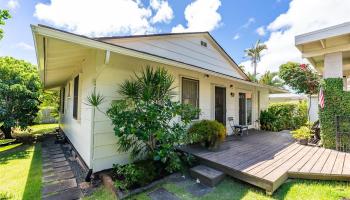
[239,93,246,125]
[215,86,226,125]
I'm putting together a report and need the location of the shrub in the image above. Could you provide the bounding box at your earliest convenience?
[112,160,157,190]
[319,78,350,148]
[260,101,307,131]
[107,67,200,173]
[291,126,311,140]
[188,120,226,149]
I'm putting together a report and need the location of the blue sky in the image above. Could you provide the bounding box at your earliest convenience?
[1,0,350,74]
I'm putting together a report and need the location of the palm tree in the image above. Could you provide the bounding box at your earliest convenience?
[259,71,283,87]
[244,40,267,79]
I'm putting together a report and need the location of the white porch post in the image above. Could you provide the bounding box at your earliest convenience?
[323,52,343,78]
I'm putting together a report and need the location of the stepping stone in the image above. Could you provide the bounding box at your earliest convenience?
[51,154,65,159]
[190,165,225,187]
[51,157,66,163]
[43,187,82,200]
[185,183,213,197]
[49,150,63,155]
[43,171,75,183]
[52,161,69,168]
[42,178,77,195]
[148,188,179,200]
[54,165,71,173]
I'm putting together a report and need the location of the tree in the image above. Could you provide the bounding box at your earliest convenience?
[107,66,200,172]
[0,9,11,40]
[0,57,42,138]
[279,62,320,121]
[259,71,283,87]
[244,40,267,79]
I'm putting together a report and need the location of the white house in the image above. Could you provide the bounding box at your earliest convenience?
[32,24,285,173]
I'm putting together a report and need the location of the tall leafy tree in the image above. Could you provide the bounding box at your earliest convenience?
[259,71,283,87]
[0,57,42,138]
[279,62,320,121]
[244,40,267,79]
[0,9,11,40]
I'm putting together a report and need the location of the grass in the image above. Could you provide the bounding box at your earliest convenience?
[0,139,16,145]
[83,186,116,200]
[13,123,58,136]
[0,144,42,200]
[125,177,350,200]
[0,143,22,152]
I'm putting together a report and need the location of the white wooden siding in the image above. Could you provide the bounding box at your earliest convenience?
[100,34,244,80]
[89,51,269,171]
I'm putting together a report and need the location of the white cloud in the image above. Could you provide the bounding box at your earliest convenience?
[172,0,222,33]
[256,26,266,36]
[233,33,240,40]
[15,42,34,51]
[7,0,19,10]
[34,0,175,36]
[242,17,255,29]
[150,0,173,24]
[240,0,350,74]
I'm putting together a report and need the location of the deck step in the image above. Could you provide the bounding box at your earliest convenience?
[190,165,225,187]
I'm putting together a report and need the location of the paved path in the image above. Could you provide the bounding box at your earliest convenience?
[42,137,82,200]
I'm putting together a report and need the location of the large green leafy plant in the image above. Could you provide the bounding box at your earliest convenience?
[279,62,320,122]
[107,66,200,173]
[260,101,307,132]
[0,57,42,138]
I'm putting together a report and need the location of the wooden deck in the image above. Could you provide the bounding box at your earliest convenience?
[181,130,350,194]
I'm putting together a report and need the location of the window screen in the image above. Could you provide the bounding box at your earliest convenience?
[73,75,79,119]
[182,78,199,119]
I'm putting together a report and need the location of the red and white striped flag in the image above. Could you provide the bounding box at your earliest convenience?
[319,87,325,109]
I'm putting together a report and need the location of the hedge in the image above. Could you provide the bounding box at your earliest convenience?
[319,78,350,148]
[260,101,307,132]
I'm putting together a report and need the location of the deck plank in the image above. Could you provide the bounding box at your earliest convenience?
[254,145,305,178]
[242,143,299,173]
[309,148,331,173]
[299,147,325,173]
[180,130,350,194]
[342,153,350,175]
[264,145,312,182]
[289,146,319,172]
[332,152,345,174]
[321,150,338,174]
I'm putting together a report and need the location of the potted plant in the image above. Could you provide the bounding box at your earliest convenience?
[291,126,311,145]
[188,120,226,150]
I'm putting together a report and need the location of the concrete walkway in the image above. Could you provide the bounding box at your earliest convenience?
[42,136,82,200]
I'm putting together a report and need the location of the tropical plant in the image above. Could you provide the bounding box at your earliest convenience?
[259,71,283,87]
[246,72,258,82]
[107,66,200,173]
[112,160,157,190]
[34,90,60,123]
[244,40,267,78]
[0,9,10,40]
[0,57,42,138]
[279,62,320,121]
[260,101,307,132]
[291,126,311,140]
[188,120,226,150]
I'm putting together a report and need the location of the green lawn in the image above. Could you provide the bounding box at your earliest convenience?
[125,177,350,200]
[0,143,22,152]
[13,123,58,136]
[83,186,116,200]
[0,144,42,200]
